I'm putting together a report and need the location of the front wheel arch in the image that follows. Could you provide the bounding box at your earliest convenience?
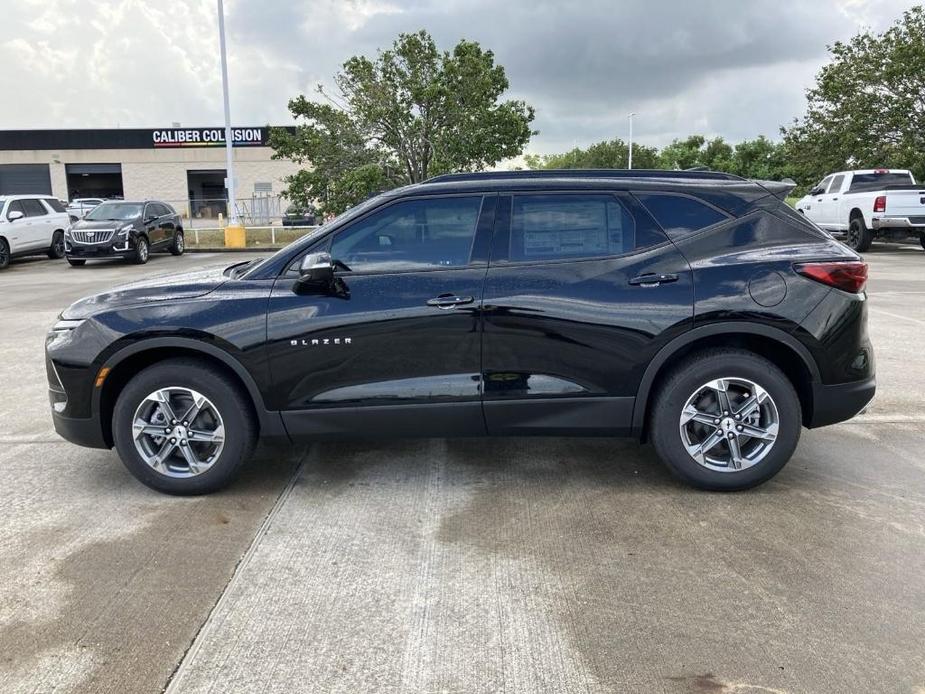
[97,341,272,447]
[634,326,817,439]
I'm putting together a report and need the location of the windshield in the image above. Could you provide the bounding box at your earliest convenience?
[85,202,143,221]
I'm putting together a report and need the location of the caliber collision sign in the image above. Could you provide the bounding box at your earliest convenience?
[152,127,266,148]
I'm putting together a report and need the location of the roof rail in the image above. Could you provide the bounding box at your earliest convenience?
[425,168,743,184]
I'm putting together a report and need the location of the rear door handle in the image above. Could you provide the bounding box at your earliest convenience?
[628,273,679,287]
[426,294,474,309]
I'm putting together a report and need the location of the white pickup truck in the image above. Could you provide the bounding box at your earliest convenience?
[794,168,925,252]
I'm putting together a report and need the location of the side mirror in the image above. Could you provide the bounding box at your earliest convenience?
[809,187,824,196]
[295,251,335,290]
[7,210,24,222]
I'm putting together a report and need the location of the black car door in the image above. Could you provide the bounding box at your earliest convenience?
[480,191,693,436]
[142,203,162,246]
[266,194,496,438]
[158,204,177,243]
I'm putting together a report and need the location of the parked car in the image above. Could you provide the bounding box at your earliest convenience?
[282,203,317,227]
[65,200,184,266]
[46,169,874,495]
[66,198,104,222]
[0,195,69,270]
[794,168,925,251]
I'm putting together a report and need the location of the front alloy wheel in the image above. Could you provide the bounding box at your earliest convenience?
[133,237,149,264]
[112,359,257,494]
[132,387,225,478]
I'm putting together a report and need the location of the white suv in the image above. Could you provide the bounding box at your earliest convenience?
[66,198,104,222]
[0,195,70,270]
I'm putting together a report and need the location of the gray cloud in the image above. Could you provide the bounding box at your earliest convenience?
[1,0,919,155]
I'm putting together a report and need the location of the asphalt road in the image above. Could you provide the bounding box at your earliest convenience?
[0,246,923,693]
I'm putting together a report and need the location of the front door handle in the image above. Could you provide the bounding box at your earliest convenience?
[426,294,474,309]
[628,273,679,287]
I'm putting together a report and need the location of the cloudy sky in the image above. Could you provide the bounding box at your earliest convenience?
[2,0,919,154]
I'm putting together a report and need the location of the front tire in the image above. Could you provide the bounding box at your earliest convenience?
[650,349,801,491]
[0,238,9,270]
[846,216,873,252]
[169,230,185,256]
[132,236,150,264]
[112,359,257,495]
[48,231,66,259]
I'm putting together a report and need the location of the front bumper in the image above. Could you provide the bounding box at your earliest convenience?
[808,376,876,428]
[65,236,136,258]
[51,407,109,449]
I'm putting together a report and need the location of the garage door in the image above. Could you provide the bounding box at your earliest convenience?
[0,164,52,195]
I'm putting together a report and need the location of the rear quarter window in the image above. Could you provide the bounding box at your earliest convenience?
[635,193,729,240]
[43,198,67,213]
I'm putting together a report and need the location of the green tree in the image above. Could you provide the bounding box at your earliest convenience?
[657,135,734,171]
[782,5,925,187]
[525,138,659,170]
[270,30,536,215]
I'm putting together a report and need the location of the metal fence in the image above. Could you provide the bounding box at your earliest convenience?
[162,194,287,228]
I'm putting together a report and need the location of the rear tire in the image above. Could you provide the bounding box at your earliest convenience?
[846,216,873,252]
[132,236,149,265]
[66,257,86,267]
[169,230,185,256]
[112,359,257,495]
[919,234,925,252]
[0,238,9,270]
[48,231,65,259]
[650,349,802,491]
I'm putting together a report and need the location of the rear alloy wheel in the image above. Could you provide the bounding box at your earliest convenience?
[170,230,185,256]
[113,360,256,494]
[846,217,873,252]
[133,236,150,265]
[48,231,66,259]
[0,238,9,270]
[651,349,801,491]
[67,257,86,267]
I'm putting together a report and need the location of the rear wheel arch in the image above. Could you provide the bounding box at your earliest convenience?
[633,325,818,437]
[96,339,272,447]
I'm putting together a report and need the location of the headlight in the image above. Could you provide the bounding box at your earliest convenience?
[118,224,133,236]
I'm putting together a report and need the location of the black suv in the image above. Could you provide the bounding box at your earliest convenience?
[46,170,874,494]
[66,200,184,266]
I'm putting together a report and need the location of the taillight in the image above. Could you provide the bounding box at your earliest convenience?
[873,195,886,213]
[795,261,868,293]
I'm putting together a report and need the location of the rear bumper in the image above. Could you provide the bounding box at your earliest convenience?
[808,377,876,428]
[872,216,925,231]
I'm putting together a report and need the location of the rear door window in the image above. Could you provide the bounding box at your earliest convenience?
[508,194,637,261]
[21,199,48,217]
[635,193,728,239]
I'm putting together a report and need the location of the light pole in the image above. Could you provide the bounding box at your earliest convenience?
[627,112,636,170]
[217,0,239,229]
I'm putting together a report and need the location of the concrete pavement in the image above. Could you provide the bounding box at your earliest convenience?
[0,245,924,693]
